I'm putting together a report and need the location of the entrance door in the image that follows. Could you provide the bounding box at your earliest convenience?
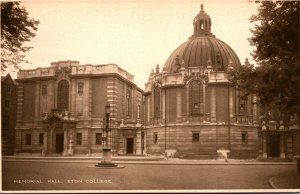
[55,133,64,153]
[269,135,280,157]
[126,138,134,154]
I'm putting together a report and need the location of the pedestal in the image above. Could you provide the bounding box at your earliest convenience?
[263,153,268,158]
[95,147,118,167]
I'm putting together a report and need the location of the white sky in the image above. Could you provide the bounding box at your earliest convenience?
[11,0,259,88]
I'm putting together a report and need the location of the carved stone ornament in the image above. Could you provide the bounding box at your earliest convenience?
[55,67,72,79]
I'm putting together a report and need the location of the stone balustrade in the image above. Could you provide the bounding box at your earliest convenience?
[17,61,134,82]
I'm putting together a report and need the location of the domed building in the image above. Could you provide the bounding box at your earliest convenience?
[144,4,260,158]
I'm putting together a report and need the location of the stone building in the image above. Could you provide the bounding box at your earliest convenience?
[259,115,300,159]
[11,3,299,159]
[14,61,144,155]
[1,74,18,155]
[144,4,260,158]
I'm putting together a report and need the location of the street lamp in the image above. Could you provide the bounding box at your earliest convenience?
[104,102,111,147]
[95,102,119,168]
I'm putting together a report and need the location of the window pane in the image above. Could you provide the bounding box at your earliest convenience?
[25,134,31,145]
[190,81,203,115]
[192,133,199,142]
[153,132,158,144]
[96,133,102,145]
[39,133,44,145]
[57,80,69,110]
[76,133,82,145]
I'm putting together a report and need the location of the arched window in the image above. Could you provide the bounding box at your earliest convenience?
[57,80,69,110]
[154,86,160,118]
[190,81,204,115]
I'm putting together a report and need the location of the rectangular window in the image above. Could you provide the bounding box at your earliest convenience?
[242,131,248,144]
[76,133,82,145]
[39,133,44,145]
[25,134,31,145]
[78,82,84,96]
[95,133,102,145]
[2,116,9,129]
[192,132,200,142]
[41,84,47,96]
[153,132,158,144]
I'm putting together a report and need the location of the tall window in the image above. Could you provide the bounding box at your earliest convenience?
[57,80,69,110]
[95,133,102,145]
[153,132,158,144]
[242,131,248,144]
[154,86,160,118]
[190,81,204,115]
[239,94,247,115]
[39,133,44,145]
[76,133,82,145]
[25,134,31,145]
[78,82,84,96]
[41,84,47,96]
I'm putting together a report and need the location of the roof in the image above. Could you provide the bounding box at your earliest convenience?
[164,36,241,73]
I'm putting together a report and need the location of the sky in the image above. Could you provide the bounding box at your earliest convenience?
[9,0,259,88]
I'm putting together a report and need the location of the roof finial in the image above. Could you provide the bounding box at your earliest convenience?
[200,3,204,11]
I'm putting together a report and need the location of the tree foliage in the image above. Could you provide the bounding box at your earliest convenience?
[229,1,300,119]
[1,1,39,72]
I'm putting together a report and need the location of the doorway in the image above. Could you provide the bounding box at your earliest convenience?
[126,138,134,154]
[55,133,64,153]
[269,135,280,157]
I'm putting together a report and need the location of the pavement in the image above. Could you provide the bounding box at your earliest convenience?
[2,154,299,190]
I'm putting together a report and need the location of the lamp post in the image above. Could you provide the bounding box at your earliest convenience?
[95,102,118,167]
[104,102,110,147]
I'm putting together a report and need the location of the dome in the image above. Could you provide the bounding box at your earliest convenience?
[164,4,241,73]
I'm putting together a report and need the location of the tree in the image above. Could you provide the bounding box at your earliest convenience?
[228,1,300,120]
[1,1,39,72]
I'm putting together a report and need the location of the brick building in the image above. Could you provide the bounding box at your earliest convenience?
[11,3,299,159]
[144,4,260,158]
[1,74,17,155]
[14,61,144,155]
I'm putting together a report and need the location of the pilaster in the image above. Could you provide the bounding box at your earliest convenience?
[210,86,216,122]
[136,129,142,155]
[176,89,182,122]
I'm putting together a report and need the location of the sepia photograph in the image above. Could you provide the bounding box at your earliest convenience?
[1,0,300,193]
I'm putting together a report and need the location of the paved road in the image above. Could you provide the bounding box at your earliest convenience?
[2,161,297,191]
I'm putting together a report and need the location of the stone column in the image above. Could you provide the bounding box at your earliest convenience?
[63,129,68,156]
[68,132,74,156]
[147,96,150,124]
[136,129,142,155]
[162,89,166,121]
[253,95,258,124]
[262,133,267,158]
[87,128,91,155]
[143,130,147,154]
[48,128,53,154]
[210,86,216,122]
[43,132,47,156]
[176,89,182,122]
[229,86,234,123]
[280,134,285,158]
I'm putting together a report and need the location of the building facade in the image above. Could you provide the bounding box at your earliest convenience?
[10,3,299,159]
[144,4,260,159]
[1,74,17,155]
[14,61,144,155]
